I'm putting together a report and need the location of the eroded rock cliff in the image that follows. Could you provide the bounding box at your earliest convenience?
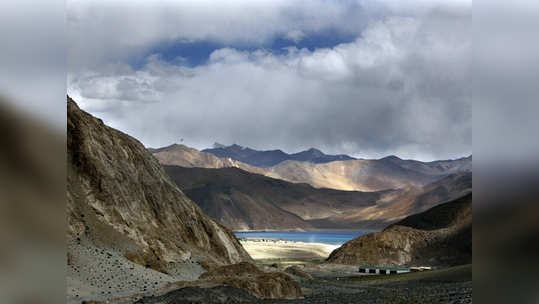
[67,96,251,303]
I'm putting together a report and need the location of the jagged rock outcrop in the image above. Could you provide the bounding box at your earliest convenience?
[198,262,264,280]
[141,262,303,301]
[67,96,251,303]
[327,193,472,267]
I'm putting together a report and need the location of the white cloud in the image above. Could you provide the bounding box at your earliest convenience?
[68,8,471,161]
[67,0,374,70]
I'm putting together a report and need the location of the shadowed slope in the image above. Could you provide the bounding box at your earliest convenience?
[327,193,472,267]
[163,165,387,230]
[162,166,470,231]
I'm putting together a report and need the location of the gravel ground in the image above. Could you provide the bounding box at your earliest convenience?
[260,279,472,304]
[254,264,472,304]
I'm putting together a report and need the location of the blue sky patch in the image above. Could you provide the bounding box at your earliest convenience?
[130,28,358,69]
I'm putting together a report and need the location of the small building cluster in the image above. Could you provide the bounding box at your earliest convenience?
[358,265,433,275]
[358,265,410,275]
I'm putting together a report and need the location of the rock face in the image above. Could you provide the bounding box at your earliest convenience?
[198,262,264,280]
[327,193,472,267]
[67,97,251,303]
[195,263,302,299]
[150,262,303,301]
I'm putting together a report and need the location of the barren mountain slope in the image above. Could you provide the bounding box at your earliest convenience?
[162,165,389,230]
[67,97,251,303]
[266,158,453,192]
[315,172,472,230]
[151,143,266,175]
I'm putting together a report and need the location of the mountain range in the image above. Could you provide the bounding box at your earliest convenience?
[152,143,471,192]
[201,143,356,167]
[162,164,471,231]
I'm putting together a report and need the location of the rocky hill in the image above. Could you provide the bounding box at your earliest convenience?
[326,193,472,267]
[67,97,253,303]
[162,165,388,230]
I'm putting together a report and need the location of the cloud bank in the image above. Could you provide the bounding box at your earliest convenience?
[68,0,471,161]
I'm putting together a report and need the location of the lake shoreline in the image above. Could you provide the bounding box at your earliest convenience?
[233,228,379,233]
[240,239,339,261]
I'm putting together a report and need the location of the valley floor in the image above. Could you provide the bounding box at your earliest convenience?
[241,238,472,303]
[256,264,472,304]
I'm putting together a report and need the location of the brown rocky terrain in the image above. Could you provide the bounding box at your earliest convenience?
[326,193,472,267]
[67,97,257,303]
[130,262,302,303]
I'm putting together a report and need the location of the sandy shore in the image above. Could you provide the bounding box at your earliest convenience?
[239,239,339,261]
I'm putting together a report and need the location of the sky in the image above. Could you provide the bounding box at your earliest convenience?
[67,0,471,161]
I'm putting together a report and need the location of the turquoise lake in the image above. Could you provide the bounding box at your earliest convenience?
[234,231,370,246]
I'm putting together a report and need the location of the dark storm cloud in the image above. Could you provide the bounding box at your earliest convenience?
[68,0,471,161]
